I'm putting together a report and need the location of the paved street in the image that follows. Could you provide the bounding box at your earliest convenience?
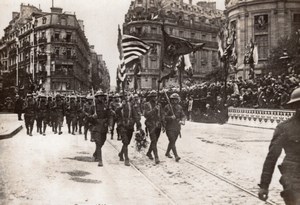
[0,119,284,205]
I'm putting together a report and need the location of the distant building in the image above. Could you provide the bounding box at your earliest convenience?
[225,0,300,78]
[0,3,109,95]
[123,0,225,90]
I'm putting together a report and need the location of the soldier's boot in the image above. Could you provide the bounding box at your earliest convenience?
[43,125,46,136]
[146,149,154,160]
[29,126,33,136]
[124,146,130,166]
[79,126,82,135]
[165,144,172,158]
[68,124,71,134]
[72,125,75,135]
[153,146,160,164]
[173,147,181,162]
[58,126,62,135]
[84,128,88,140]
[118,146,124,161]
[110,130,114,140]
[97,148,103,167]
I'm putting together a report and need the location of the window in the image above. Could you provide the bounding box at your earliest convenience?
[61,18,67,26]
[66,32,72,42]
[179,30,184,37]
[54,32,60,41]
[136,27,142,35]
[191,32,195,39]
[169,28,173,35]
[66,48,72,58]
[42,17,47,24]
[151,27,157,34]
[55,47,60,56]
[202,33,206,40]
[294,14,300,22]
[255,34,268,59]
[42,31,46,38]
[254,15,268,32]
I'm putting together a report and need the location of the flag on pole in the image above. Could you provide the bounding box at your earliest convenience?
[160,25,204,82]
[121,34,150,66]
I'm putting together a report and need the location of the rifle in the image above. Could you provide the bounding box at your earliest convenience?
[91,87,96,115]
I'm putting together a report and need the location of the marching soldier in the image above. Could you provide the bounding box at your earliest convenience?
[83,95,94,141]
[90,90,109,167]
[163,93,186,162]
[36,94,49,135]
[52,94,65,135]
[258,87,300,205]
[108,93,122,140]
[77,96,86,135]
[66,95,78,135]
[116,94,141,166]
[23,93,36,136]
[144,91,163,164]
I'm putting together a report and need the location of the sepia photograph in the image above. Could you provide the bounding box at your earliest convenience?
[0,0,300,204]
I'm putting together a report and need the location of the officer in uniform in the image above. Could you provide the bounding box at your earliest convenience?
[108,93,121,140]
[36,94,49,135]
[90,90,109,167]
[144,91,163,164]
[258,87,300,205]
[23,93,36,136]
[116,94,141,166]
[164,93,186,162]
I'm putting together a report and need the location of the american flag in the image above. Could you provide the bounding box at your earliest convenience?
[121,35,150,66]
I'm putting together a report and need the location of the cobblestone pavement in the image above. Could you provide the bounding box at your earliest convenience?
[0,119,284,205]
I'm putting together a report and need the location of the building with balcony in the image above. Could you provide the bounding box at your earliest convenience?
[123,0,224,89]
[0,3,98,94]
[225,0,300,78]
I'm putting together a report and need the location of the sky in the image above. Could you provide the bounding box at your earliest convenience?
[0,0,225,87]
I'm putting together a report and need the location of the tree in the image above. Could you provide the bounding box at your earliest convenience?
[265,33,300,75]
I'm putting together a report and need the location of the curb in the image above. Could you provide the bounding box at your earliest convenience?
[0,125,23,140]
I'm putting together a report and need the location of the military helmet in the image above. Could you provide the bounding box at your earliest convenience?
[86,95,94,100]
[114,93,120,98]
[148,90,157,97]
[27,93,33,97]
[39,94,47,98]
[287,87,300,105]
[170,93,180,100]
[56,93,61,98]
[95,90,106,97]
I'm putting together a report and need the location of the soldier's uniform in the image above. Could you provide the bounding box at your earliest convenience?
[116,95,141,166]
[52,94,65,135]
[36,94,49,135]
[77,96,86,135]
[23,93,36,136]
[259,88,300,205]
[108,94,122,140]
[66,96,78,135]
[144,91,162,164]
[83,96,94,141]
[89,91,109,167]
[164,93,186,162]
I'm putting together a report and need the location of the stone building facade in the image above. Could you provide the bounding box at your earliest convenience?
[0,4,109,95]
[225,0,300,78]
[123,0,224,90]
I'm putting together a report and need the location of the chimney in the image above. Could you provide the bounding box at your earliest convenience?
[50,7,63,14]
[78,20,84,31]
[189,0,193,5]
[12,12,19,20]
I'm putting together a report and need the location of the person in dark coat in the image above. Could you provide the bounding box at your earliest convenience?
[258,87,300,205]
[23,93,36,136]
[14,95,23,121]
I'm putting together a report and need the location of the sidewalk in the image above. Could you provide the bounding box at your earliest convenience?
[0,113,23,139]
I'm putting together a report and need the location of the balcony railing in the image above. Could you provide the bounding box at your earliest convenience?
[38,37,47,44]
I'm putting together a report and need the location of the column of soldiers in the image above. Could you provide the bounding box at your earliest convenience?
[20,90,186,168]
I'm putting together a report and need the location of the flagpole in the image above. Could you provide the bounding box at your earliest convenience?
[158,19,165,100]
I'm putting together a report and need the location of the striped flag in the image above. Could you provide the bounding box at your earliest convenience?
[121,35,150,66]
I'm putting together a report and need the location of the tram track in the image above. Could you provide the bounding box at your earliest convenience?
[107,140,177,205]
[157,146,279,205]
